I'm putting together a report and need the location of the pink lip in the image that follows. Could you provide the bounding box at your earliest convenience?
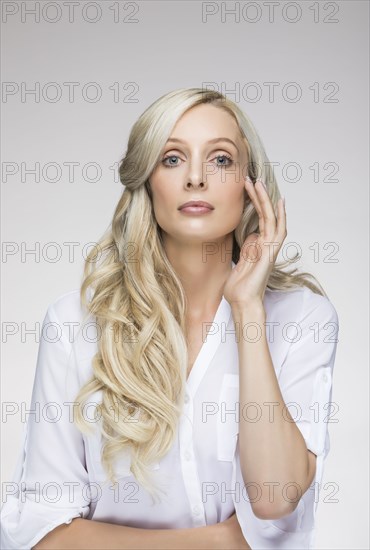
[179,205,213,215]
[178,201,214,210]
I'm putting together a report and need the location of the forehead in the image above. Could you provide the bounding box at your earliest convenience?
[169,103,242,143]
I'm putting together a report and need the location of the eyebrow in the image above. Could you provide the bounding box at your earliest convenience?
[166,137,239,151]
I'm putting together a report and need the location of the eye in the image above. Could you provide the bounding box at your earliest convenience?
[161,155,182,168]
[213,154,233,167]
[161,153,234,169]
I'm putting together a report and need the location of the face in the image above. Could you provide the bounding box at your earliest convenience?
[148,103,249,254]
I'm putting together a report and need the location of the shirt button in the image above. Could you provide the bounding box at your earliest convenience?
[193,505,201,515]
[184,394,189,403]
[322,373,328,383]
[184,450,192,460]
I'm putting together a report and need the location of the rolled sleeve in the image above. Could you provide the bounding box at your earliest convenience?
[1,304,91,550]
[278,288,339,458]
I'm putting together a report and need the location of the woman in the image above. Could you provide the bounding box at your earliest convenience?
[1,88,339,549]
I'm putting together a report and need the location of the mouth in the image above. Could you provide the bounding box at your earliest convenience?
[178,207,214,216]
[178,201,214,212]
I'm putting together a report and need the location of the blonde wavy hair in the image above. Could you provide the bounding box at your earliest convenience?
[73,87,327,503]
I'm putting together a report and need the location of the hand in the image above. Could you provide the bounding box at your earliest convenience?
[216,512,252,549]
[223,177,287,309]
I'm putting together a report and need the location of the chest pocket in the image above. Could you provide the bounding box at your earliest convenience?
[217,374,240,461]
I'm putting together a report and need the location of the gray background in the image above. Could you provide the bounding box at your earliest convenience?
[1,1,369,548]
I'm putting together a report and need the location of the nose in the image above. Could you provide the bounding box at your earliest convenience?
[186,179,205,189]
[185,158,208,189]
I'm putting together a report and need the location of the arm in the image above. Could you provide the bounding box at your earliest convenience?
[232,293,338,521]
[33,514,251,550]
[0,302,91,549]
[223,177,338,522]
[32,517,220,550]
[232,300,314,520]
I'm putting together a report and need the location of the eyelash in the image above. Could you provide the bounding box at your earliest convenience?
[161,154,233,168]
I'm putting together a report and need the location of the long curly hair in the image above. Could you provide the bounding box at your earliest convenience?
[73,88,327,503]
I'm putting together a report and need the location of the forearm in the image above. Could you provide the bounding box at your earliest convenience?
[32,517,224,550]
[232,301,309,516]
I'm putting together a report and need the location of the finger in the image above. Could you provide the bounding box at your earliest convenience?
[276,196,287,243]
[239,232,260,266]
[254,179,279,238]
[245,176,265,235]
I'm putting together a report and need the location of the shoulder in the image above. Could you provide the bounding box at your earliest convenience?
[43,288,95,358]
[265,286,339,372]
[264,285,339,327]
[46,288,92,324]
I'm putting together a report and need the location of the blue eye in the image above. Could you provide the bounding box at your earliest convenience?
[161,153,233,168]
[162,155,180,168]
[215,154,233,166]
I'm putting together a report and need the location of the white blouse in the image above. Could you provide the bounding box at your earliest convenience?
[1,261,339,549]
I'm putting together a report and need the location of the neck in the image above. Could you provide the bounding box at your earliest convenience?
[163,233,234,318]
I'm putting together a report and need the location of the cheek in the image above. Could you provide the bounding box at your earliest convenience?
[222,183,246,209]
[152,186,175,211]
[150,179,179,223]
[227,186,247,223]
[149,175,166,203]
